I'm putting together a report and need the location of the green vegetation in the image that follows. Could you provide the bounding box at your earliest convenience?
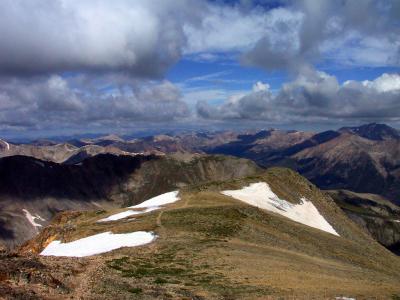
[128,287,142,294]
[106,239,269,298]
[162,206,245,237]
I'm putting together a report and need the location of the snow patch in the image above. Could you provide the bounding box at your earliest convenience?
[98,191,180,223]
[335,297,356,300]
[34,161,45,167]
[221,182,339,236]
[22,209,45,228]
[90,201,102,208]
[40,231,156,257]
[0,140,10,150]
[129,191,180,208]
[98,207,159,222]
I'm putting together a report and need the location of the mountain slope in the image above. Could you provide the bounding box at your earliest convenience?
[327,189,400,255]
[9,168,400,299]
[206,129,314,158]
[0,154,260,248]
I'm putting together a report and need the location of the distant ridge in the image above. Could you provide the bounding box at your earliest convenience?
[339,123,400,141]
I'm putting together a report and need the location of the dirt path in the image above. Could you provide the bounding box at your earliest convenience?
[183,196,190,208]
[156,194,189,230]
[72,258,104,299]
[156,210,164,228]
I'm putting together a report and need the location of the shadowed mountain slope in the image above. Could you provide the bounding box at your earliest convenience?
[327,189,400,255]
[0,154,260,248]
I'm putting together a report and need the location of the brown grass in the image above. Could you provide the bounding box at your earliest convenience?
[25,169,400,299]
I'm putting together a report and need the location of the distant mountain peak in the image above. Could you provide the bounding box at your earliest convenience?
[30,139,58,146]
[339,123,400,141]
[97,134,124,142]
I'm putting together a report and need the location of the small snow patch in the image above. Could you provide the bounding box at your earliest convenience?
[98,207,159,222]
[22,209,45,228]
[335,297,356,300]
[0,140,10,150]
[221,182,339,236]
[98,191,180,223]
[40,231,156,257]
[34,161,45,167]
[129,191,180,208]
[90,201,102,208]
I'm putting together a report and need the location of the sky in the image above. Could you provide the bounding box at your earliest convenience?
[0,0,399,139]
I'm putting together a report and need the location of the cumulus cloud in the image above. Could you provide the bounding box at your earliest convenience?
[240,7,304,70]
[197,81,275,120]
[0,75,189,130]
[0,0,398,76]
[0,0,399,134]
[197,71,400,123]
[240,0,400,70]
[184,3,271,54]
[0,0,201,132]
[361,73,400,93]
[0,0,202,77]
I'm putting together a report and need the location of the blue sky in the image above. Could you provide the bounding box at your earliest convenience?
[0,0,399,139]
[168,57,400,97]
[168,58,287,92]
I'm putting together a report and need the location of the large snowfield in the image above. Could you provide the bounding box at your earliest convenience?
[40,231,156,257]
[98,191,180,222]
[222,182,339,236]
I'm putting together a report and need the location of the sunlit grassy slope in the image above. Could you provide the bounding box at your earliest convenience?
[25,168,400,299]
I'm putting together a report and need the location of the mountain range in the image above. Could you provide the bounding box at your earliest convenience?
[2,123,400,252]
[4,123,400,206]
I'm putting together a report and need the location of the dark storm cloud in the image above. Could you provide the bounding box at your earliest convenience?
[0,0,398,76]
[0,0,203,77]
[0,0,199,131]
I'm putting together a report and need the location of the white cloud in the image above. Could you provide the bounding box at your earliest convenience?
[241,0,400,70]
[0,75,190,130]
[361,73,400,92]
[184,4,271,54]
[253,81,269,92]
[198,71,400,123]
